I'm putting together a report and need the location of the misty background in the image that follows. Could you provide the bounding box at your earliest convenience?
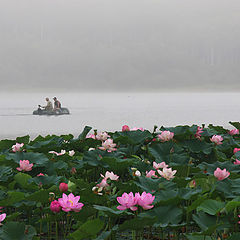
[0,0,240,92]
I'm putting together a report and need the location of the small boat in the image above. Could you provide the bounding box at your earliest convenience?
[33,107,70,115]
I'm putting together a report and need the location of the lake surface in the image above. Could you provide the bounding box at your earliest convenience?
[0,92,239,139]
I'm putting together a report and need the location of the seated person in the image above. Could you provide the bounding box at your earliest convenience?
[39,98,53,112]
[53,97,62,111]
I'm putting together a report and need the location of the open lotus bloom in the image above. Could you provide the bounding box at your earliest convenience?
[210,135,223,145]
[0,213,6,225]
[101,171,119,181]
[12,143,24,152]
[214,168,230,180]
[157,131,174,142]
[153,161,168,169]
[16,160,33,172]
[135,192,155,210]
[99,139,117,152]
[146,170,158,178]
[95,132,110,141]
[117,192,138,211]
[229,129,239,135]
[58,193,84,212]
[157,167,177,180]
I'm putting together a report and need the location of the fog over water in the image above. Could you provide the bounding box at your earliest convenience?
[0,1,239,138]
[0,0,240,91]
[0,92,239,139]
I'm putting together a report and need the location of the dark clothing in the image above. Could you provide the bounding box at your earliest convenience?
[54,100,61,109]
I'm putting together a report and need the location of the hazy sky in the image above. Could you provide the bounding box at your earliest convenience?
[0,0,240,92]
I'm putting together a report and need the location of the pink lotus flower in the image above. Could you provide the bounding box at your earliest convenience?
[59,183,68,192]
[50,200,61,213]
[146,170,158,178]
[214,167,230,180]
[37,173,45,177]
[16,160,33,172]
[99,139,117,152]
[135,192,155,210]
[157,131,174,142]
[96,178,109,188]
[210,135,223,145]
[234,159,240,165]
[153,161,168,170]
[12,143,24,152]
[49,150,66,156]
[131,127,144,131]
[96,132,110,141]
[0,213,6,225]
[229,129,239,135]
[101,171,119,181]
[122,125,130,131]
[117,192,138,211]
[234,148,240,154]
[157,167,177,180]
[58,193,84,212]
[195,126,203,139]
[86,133,96,139]
[68,150,75,156]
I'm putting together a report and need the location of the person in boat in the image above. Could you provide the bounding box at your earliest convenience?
[38,97,53,113]
[53,97,62,111]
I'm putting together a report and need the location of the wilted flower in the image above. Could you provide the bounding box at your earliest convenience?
[58,193,84,212]
[229,129,239,135]
[88,147,95,151]
[214,168,230,181]
[59,183,68,192]
[234,159,240,165]
[0,213,6,225]
[195,126,203,140]
[16,160,33,172]
[234,148,240,154]
[12,143,24,152]
[101,171,119,181]
[49,150,66,156]
[122,125,130,131]
[210,135,223,145]
[71,167,77,175]
[135,170,141,177]
[157,167,177,180]
[157,131,174,142]
[99,139,117,152]
[37,173,45,177]
[135,192,155,210]
[117,192,138,211]
[50,200,61,213]
[68,150,75,156]
[153,161,168,170]
[146,170,158,178]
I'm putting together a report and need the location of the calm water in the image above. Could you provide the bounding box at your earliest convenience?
[0,92,239,139]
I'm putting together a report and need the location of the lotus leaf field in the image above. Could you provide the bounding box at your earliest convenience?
[1,123,240,239]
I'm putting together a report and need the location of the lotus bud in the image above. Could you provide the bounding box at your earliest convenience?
[59,183,68,192]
